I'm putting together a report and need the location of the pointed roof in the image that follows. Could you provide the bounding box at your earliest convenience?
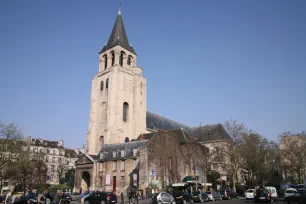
[100,10,136,54]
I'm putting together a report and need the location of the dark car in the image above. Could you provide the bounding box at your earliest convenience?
[20,192,38,204]
[219,189,238,200]
[0,196,5,203]
[286,191,306,204]
[212,191,222,201]
[254,188,272,203]
[172,192,193,204]
[83,191,117,204]
[189,192,203,203]
[64,193,72,203]
[199,193,208,202]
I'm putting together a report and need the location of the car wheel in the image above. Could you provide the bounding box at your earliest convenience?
[228,196,231,200]
[158,201,162,204]
[85,201,90,204]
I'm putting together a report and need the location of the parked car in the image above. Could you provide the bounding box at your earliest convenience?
[0,196,5,203]
[254,187,272,203]
[82,191,117,204]
[211,191,222,201]
[205,192,214,202]
[70,192,81,201]
[65,193,72,203]
[265,186,278,202]
[285,188,298,198]
[199,192,208,202]
[152,192,175,204]
[219,189,238,200]
[286,191,306,204]
[80,191,91,200]
[20,192,38,204]
[189,192,202,203]
[172,192,193,204]
[245,189,255,200]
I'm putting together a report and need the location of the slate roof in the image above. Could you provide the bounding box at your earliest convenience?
[98,140,147,161]
[146,111,192,132]
[99,10,136,54]
[190,124,232,143]
[65,149,79,158]
[139,129,197,144]
[30,138,64,149]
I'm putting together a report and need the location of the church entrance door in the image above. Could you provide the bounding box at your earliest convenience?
[113,176,116,192]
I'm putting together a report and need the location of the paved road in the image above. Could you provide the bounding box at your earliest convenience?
[72,198,287,204]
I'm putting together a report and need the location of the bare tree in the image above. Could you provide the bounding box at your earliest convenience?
[280,132,306,183]
[0,121,24,191]
[220,119,247,191]
[57,157,69,184]
[0,121,23,168]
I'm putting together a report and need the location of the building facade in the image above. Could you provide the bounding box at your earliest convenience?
[75,9,232,193]
[25,137,80,185]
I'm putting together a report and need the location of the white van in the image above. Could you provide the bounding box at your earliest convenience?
[265,186,278,201]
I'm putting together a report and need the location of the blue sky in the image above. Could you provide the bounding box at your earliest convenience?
[0,0,305,148]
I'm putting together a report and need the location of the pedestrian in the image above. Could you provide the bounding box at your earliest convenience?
[120,192,124,204]
[54,190,61,204]
[44,190,51,204]
[38,191,45,204]
[4,185,20,204]
[128,191,132,204]
[135,191,139,204]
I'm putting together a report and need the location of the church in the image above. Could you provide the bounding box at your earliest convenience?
[74,9,231,194]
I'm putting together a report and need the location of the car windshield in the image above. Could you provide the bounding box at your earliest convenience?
[286,190,296,193]
[219,190,225,195]
[206,192,212,194]
[256,188,269,194]
[247,190,254,193]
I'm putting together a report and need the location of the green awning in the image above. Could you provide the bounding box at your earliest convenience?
[182,176,193,182]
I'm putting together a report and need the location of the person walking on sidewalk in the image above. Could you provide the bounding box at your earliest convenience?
[128,191,132,204]
[120,192,124,204]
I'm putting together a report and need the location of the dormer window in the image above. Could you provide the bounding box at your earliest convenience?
[113,151,117,158]
[121,150,125,157]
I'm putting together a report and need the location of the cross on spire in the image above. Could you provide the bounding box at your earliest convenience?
[118,0,122,14]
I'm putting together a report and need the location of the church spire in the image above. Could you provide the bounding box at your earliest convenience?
[99,10,136,54]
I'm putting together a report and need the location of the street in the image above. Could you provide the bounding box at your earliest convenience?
[71,198,287,204]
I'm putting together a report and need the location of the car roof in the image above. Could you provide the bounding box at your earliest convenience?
[286,188,297,191]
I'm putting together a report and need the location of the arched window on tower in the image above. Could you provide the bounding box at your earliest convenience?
[119,51,125,66]
[99,136,104,149]
[127,55,132,65]
[100,81,104,91]
[123,102,129,122]
[103,54,107,69]
[111,51,115,66]
[106,78,109,89]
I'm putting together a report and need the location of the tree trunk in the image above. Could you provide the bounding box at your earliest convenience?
[232,171,237,192]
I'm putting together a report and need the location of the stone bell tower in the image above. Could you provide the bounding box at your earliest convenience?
[86,10,147,155]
